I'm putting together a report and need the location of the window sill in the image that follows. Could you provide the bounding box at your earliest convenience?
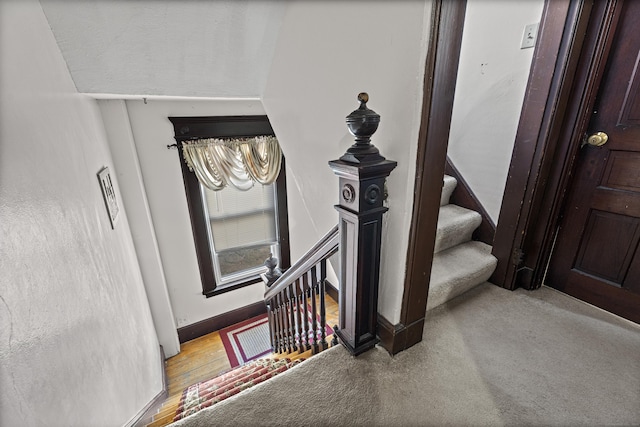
[202,276,264,298]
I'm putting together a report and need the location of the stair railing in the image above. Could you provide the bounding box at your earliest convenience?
[264,92,396,358]
[264,225,339,355]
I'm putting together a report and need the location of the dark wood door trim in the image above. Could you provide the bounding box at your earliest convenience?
[379,0,467,355]
[491,0,619,290]
[545,0,640,323]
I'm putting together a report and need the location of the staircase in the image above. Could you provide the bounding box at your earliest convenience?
[427,175,497,311]
[145,344,324,427]
[147,175,494,426]
[149,358,306,426]
[171,358,305,422]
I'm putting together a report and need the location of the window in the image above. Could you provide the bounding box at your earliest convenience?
[169,116,290,297]
[203,182,277,283]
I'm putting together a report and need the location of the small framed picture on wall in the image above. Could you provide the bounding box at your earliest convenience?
[97,166,119,229]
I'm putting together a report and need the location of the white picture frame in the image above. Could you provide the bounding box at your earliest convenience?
[97,167,119,229]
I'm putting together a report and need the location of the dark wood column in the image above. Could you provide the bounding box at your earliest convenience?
[329,93,397,356]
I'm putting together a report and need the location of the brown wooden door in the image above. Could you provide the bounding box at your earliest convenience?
[546,0,640,324]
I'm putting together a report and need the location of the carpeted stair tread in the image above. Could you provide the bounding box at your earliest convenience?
[435,204,482,253]
[440,175,457,206]
[175,359,286,413]
[427,241,497,311]
[173,358,303,422]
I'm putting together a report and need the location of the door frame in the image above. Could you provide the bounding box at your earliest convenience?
[378,0,467,355]
[491,0,623,290]
[392,0,622,354]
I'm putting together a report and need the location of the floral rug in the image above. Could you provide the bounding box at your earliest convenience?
[173,358,302,422]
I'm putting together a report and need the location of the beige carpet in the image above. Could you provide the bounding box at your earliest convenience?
[172,283,640,426]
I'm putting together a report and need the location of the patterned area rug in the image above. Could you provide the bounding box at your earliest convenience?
[219,314,272,368]
[219,312,333,368]
[173,358,302,422]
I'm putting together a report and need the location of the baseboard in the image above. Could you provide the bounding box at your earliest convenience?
[177,300,267,343]
[129,346,168,427]
[377,314,425,355]
[377,315,406,354]
[445,157,496,246]
[325,280,339,304]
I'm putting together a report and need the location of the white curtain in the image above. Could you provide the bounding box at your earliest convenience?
[182,136,282,191]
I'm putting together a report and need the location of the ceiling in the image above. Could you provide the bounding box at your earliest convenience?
[40,0,286,98]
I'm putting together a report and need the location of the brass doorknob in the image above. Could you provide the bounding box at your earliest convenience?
[587,131,608,147]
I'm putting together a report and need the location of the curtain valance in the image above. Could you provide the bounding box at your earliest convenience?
[182,136,282,191]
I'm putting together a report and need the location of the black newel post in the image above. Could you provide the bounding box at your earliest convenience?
[329,93,397,356]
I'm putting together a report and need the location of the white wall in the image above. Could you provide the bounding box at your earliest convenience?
[124,99,269,329]
[263,0,432,324]
[448,0,545,221]
[99,100,181,357]
[0,1,162,425]
[40,0,286,98]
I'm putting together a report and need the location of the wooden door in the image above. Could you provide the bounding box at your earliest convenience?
[546,0,640,324]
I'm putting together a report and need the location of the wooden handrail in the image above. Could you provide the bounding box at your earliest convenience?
[264,225,338,301]
[263,225,339,356]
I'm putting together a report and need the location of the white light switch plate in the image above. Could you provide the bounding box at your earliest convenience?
[521,23,539,49]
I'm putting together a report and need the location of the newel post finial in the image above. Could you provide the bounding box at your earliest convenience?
[340,92,385,164]
[263,253,281,287]
[328,92,397,356]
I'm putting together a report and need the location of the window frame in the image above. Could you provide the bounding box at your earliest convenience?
[168,115,291,297]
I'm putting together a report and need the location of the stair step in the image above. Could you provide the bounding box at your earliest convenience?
[172,358,301,422]
[435,204,481,253]
[146,404,177,426]
[427,241,497,311]
[145,338,333,427]
[270,334,334,361]
[147,412,175,427]
[440,175,457,206]
[154,398,182,420]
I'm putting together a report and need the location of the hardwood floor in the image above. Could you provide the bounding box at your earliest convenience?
[146,294,339,427]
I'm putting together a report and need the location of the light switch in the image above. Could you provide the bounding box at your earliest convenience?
[521,23,539,49]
